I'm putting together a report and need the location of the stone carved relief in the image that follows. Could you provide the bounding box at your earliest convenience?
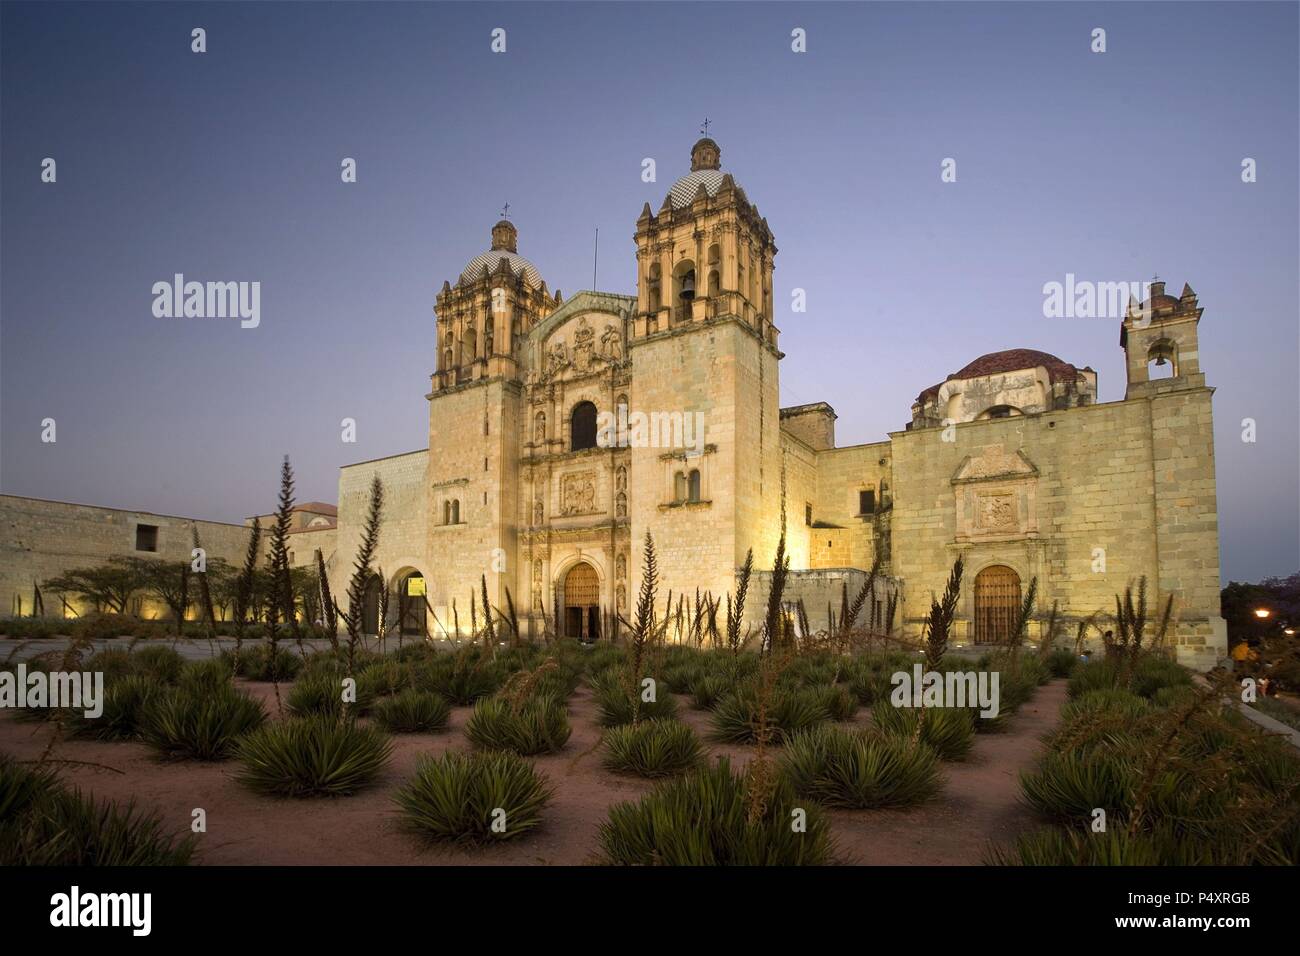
[616,554,627,579]
[601,324,623,360]
[545,340,569,377]
[977,493,1017,532]
[952,444,1038,542]
[572,317,595,373]
[559,471,598,516]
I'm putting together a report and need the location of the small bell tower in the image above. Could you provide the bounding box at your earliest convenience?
[1121,279,1207,399]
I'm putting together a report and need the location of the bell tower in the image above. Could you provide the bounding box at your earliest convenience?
[626,137,784,611]
[1121,279,1206,399]
[432,218,559,392]
[631,138,777,343]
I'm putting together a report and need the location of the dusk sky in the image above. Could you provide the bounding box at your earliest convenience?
[1,1,1296,583]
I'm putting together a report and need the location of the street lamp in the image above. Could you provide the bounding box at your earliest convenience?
[1254,608,1271,619]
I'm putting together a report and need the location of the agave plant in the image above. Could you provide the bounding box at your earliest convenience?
[394,750,553,845]
[598,757,833,866]
[591,669,678,727]
[371,689,451,733]
[465,693,571,755]
[72,674,161,741]
[779,725,941,809]
[707,686,827,744]
[1020,750,1133,824]
[871,703,975,760]
[806,684,859,722]
[141,684,266,760]
[601,719,704,777]
[0,758,195,866]
[287,671,375,718]
[235,715,392,797]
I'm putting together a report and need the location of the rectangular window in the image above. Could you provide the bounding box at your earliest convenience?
[804,503,813,526]
[135,524,158,552]
[858,489,876,515]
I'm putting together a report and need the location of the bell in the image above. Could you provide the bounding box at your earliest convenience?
[679,272,696,300]
[1154,355,1167,366]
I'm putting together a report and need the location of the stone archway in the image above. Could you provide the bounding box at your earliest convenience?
[395,570,427,639]
[563,561,601,642]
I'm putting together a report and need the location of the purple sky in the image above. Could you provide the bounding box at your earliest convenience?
[2,1,1296,583]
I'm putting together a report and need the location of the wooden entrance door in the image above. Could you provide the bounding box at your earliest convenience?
[973,565,1021,645]
[563,563,601,642]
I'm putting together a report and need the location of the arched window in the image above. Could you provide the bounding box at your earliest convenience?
[443,346,454,371]
[443,501,451,525]
[674,471,687,502]
[687,469,701,502]
[708,270,720,298]
[450,499,460,524]
[484,317,494,356]
[673,260,696,321]
[647,263,662,312]
[570,401,598,451]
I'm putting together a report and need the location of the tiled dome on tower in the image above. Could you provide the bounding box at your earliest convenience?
[667,137,732,208]
[457,219,543,288]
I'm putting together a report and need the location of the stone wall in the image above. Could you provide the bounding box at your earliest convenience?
[887,388,1225,667]
[0,494,251,620]
[333,449,429,626]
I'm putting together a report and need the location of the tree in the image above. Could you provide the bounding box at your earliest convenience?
[340,475,385,676]
[264,456,298,639]
[232,517,262,644]
[44,557,148,615]
[136,557,191,634]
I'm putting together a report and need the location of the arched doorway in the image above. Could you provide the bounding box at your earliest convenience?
[397,571,427,639]
[361,574,383,636]
[563,562,601,642]
[973,565,1021,645]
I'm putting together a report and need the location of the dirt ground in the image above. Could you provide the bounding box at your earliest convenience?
[0,678,1067,866]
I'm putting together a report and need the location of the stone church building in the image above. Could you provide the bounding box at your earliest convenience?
[332,137,1228,669]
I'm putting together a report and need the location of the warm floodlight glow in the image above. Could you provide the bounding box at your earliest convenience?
[1254,608,1271,619]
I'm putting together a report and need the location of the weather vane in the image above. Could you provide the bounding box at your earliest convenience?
[501,202,510,220]
[700,117,711,137]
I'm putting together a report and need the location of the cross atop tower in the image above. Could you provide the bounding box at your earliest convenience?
[700,117,711,137]
[500,202,511,220]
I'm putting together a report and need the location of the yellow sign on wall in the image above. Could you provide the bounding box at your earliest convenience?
[406,577,426,597]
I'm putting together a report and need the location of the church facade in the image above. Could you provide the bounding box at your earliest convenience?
[333,137,1227,669]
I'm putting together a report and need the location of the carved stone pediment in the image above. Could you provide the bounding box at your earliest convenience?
[952,444,1038,542]
[952,445,1038,484]
[538,311,624,382]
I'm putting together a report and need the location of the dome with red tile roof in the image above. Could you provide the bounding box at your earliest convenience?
[916,349,1084,404]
